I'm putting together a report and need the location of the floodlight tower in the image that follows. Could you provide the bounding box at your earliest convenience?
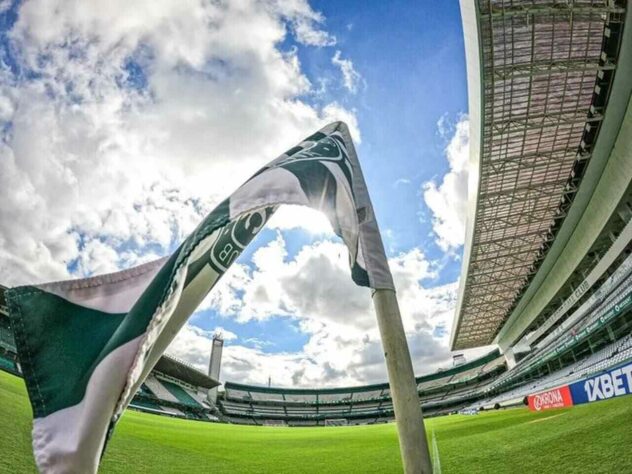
[207,333,224,404]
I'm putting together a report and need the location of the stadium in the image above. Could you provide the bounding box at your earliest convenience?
[1,0,632,473]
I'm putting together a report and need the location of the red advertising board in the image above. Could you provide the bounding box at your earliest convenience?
[528,385,574,412]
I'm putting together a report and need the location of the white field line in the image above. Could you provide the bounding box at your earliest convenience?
[527,412,568,424]
[432,430,442,474]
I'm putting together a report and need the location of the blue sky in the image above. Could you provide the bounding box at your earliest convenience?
[0,0,478,387]
[295,0,468,256]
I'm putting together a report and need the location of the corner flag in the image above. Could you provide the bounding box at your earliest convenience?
[6,122,394,473]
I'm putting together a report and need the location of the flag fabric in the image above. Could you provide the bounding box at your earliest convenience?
[6,121,394,473]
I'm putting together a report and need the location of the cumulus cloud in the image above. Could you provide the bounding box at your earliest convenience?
[165,324,237,372]
[322,102,361,143]
[394,178,411,187]
[284,4,336,46]
[0,0,358,286]
[185,234,458,387]
[423,115,470,251]
[332,50,362,94]
[267,205,334,235]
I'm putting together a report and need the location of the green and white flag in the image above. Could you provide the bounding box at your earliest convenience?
[6,121,394,473]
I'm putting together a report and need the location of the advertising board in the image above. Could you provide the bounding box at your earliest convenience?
[569,361,632,404]
[528,361,632,411]
[527,385,573,411]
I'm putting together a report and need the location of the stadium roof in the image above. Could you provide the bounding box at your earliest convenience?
[154,355,219,389]
[452,0,628,350]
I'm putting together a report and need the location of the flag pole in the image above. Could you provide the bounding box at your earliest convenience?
[372,288,433,473]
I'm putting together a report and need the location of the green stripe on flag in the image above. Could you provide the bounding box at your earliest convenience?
[7,250,180,418]
[7,289,126,417]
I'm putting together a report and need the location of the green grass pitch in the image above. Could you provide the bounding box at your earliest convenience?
[1,369,632,473]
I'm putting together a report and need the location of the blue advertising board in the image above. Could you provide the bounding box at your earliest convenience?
[569,361,632,405]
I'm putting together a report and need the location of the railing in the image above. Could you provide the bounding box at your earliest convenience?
[490,281,632,390]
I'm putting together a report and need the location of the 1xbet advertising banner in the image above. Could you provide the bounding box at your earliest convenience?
[569,361,632,404]
[528,385,574,411]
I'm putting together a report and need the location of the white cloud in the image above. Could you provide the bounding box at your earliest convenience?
[189,235,460,387]
[436,113,451,139]
[269,0,336,47]
[166,323,238,372]
[214,327,238,341]
[423,115,470,251]
[0,0,358,286]
[394,178,411,187]
[221,345,326,387]
[331,50,361,94]
[167,232,497,387]
[322,102,361,143]
[267,205,334,235]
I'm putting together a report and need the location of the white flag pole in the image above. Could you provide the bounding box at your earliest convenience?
[372,288,433,473]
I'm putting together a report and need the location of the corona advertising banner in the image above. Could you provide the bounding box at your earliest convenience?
[528,385,574,411]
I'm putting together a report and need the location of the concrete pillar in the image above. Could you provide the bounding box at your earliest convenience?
[504,349,517,370]
[207,335,224,404]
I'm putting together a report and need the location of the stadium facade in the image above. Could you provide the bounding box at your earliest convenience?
[1,0,632,427]
[453,0,631,352]
[217,351,505,426]
[451,0,632,401]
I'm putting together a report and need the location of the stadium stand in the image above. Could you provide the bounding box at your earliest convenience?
[144,374,182,404]
[435,0,632,413]
[130,373,219,421]
[0,320,15,353]
[470,334,632,410]
[0,354,17,375]
[128,385,164,412]
[161,379,205,408]
[217,350,506,425]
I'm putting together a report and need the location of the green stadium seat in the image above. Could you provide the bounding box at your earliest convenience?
[0,356,15,372]
[160,379,203,408]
